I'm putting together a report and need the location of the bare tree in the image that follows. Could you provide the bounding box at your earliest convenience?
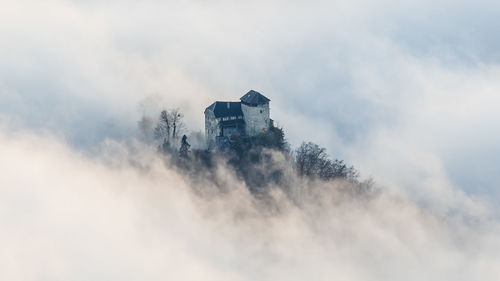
[295,142,329,177]
[169,108,185,142]
[295,142,358,182]
[152,108,186,149]
[154,110,171,144]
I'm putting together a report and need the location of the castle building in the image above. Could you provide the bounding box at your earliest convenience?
[204,90,272,149]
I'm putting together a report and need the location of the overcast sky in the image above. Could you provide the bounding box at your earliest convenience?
[2,1,500,280]
[2,0,499,201]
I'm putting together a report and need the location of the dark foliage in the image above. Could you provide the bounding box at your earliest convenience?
[223,127,289,190]
[179,135,191,158]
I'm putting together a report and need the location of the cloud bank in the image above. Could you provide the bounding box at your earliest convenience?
[1,0,500,279]
[0,128,499,280]
[1,0,499,201]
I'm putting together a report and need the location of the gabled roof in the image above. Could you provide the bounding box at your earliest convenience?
[205,101,243,118]
[240,90,270,106]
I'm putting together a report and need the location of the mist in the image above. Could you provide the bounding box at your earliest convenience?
[0,128,499,280]
[2,0,500,279]
[2,0,500,201]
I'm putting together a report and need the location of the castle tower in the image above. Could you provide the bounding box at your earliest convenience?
[240,90,271,136]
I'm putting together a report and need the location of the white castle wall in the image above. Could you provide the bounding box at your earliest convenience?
[204,111,220,149]
[241,103,270,136]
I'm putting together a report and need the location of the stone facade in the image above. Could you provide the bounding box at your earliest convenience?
[204,110,218,149]
[204,90,271,149]
[241,102,270,136]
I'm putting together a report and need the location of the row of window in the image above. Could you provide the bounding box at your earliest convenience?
[208,113,268,123]
[220,115,243,121]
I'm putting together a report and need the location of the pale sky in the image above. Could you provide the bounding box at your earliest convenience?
[2,0,499,199]
[1,1,500,279]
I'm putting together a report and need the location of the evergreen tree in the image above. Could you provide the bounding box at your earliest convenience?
[179,135,191,158]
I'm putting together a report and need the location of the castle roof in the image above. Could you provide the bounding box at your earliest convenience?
[240,90,270,106]
[205,101,243,118]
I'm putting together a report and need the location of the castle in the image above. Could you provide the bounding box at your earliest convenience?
[204,90,272,149]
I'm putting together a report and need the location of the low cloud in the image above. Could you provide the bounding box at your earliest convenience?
[2,0,500,199]
[1,1,500,279]
[0,129,499,281]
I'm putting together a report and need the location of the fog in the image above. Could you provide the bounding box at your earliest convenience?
[1,0,500,279]
[2,0,500,200]
[0,129,499,280]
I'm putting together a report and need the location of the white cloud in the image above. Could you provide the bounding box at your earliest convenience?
[1,1,500,277]
[0,129,499,280]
